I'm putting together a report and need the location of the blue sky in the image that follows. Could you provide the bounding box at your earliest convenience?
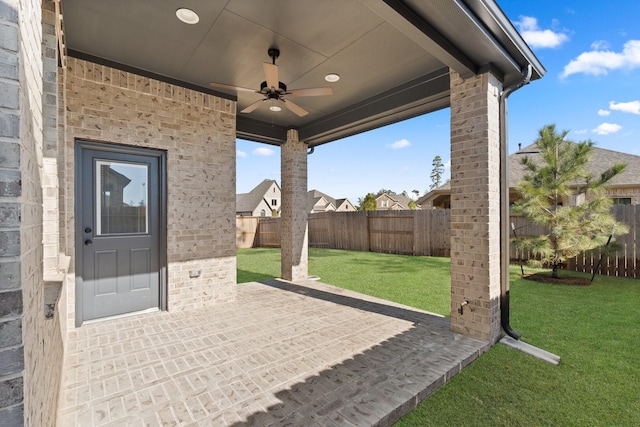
[237,0,640,203]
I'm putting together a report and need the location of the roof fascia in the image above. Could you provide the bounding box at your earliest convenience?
[464,0,546,80]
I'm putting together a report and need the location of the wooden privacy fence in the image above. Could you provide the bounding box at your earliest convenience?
[238,210,451,256]
[236,216,280,248]
[511,204,640,279]
[238,205,640,279]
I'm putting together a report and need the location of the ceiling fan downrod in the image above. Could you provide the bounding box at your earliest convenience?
[268,48,280,65]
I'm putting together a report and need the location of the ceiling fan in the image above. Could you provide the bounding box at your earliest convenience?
[210,48,332,117]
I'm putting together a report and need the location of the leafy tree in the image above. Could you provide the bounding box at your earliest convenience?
[429,155,445,191]
[357,193,377,211]
[512,124,628,278]
[408,200,417,210]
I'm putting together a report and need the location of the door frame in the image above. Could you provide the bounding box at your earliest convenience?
[74,139,167,326]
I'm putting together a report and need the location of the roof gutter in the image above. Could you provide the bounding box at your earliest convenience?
[498,64,532,340]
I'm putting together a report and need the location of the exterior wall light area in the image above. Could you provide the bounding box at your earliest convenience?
[176,8,199,24]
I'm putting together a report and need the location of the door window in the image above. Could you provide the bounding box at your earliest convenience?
[96,161,148,235]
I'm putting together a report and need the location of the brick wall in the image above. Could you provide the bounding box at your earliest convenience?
[605,187,640,205]
[0,0,35,425]
[61,57,237,327]
[449,69,503,343]
[0,0,64,426]
[41,0,59,277]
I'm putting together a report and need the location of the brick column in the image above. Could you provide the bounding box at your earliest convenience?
[280,130,309,281]
[0,1,28,425]
[449,69,503,343]
[42,0,60,278]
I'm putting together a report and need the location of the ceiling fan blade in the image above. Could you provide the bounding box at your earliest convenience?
[287,87,333,97]
[282,99,309,117]
[240,99,265,113]
[263,62,279,90]
[210,81,256,93]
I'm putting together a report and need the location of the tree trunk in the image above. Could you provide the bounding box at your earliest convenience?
[552,263,560,278]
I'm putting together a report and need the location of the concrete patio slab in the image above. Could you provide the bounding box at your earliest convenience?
[57,279,489,426]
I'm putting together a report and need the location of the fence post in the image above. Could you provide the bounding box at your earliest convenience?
[366,210,372,252]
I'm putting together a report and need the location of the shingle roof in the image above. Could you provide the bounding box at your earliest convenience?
[236,179,279,212]
[512,143,640,187]
[335,198,350,208]
[308,189,337,212]
[418,144,640,206]
[379,192,413,209]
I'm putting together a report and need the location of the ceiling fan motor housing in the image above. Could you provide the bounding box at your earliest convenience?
[260,80,287,97]
[268,48,280,61]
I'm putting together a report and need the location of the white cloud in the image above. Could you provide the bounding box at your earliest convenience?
[252,147,274,156]
[574,129,589,134]
[236,150,247,158]
[597,109,610,116]
[592,122,622,135]
[610,100,640,115]
[515,16,569,49]
[591,40,610,51]
[562,40,640,77]
[443,160,451,170]
[389,138,411,149]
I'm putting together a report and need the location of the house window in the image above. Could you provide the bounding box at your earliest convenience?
[381,200,388,208]
[271,199,277,206]
[612,197,631,205]
[260,209,266,217]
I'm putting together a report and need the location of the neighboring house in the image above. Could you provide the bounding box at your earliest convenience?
[417,184,451,209]
[308,190,356,213]
[376,192,415,210]
[237,179,281,217]
[418,144,640,208]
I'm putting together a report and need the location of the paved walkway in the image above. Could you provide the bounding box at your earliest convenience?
[57,279,489,426]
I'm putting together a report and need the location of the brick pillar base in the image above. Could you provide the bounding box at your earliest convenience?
[280,130,308,281]
[449,69,503,343]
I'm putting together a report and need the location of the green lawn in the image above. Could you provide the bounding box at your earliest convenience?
[237,247,451,314]
[236,248,640,426]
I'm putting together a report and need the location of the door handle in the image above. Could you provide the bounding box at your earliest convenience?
[84,239,93,246]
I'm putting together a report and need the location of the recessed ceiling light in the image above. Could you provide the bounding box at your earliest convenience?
[176,8,199,24]
[324,73,340,83]
[269,105,282,112]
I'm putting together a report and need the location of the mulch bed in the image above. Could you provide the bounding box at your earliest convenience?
[522,273,592,286]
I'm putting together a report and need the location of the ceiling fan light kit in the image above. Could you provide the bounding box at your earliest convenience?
[210,48,333,117]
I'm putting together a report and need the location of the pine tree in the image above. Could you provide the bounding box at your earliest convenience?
[512,124,628,278]
[429,155,444,191]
